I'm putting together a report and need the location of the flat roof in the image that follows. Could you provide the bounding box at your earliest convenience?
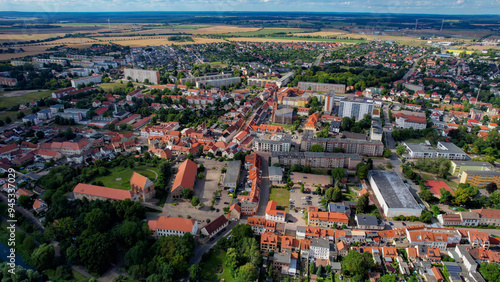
[464,170,500,176]
[223,160,241,185]
[369,170,421,210]
[268,166,283,177]
[451,160,493,168]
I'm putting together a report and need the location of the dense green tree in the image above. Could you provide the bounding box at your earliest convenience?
[191,196,200,206]
[235,263,258,282]
[31,244,54,271]
[188,264,202,282]
[380,274,396,282]
[479,262,500,282]
[180,188,194,199]
[331,168,345,180]
[310,144,325,152]
[356,193,370,214]
[79,232,114,274]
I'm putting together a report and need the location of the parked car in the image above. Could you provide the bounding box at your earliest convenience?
[224,202,229,204]
[216,209,220,212]
[388,222,393,226]
[402,222,407,226]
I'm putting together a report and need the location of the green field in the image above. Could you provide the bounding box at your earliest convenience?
[223,28,315,37]
[200,249,233,282]
[92,166,159,190]
[264,36,367,43]
[98,82,127,92]
[0,90,53,109]
[168,25,208,29]
[269,188,290,208]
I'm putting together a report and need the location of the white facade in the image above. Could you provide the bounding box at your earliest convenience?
[368,171,422,217]
[395,116,427,130]
[309,239,330,260]
[124,68,160,84]
[265,213,286,223]
[338,100,374,121]
[324,93,335,113]
[71,75,102,88]
[156,221,198,237]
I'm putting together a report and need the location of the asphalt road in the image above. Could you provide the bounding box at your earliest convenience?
[0,192,45,231]
[256,151,271,216]
[189,221,237,265]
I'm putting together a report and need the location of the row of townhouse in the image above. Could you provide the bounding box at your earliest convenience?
[437,209,500,227]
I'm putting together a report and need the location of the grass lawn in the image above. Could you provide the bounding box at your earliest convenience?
[269,188,290,208]
[200,249,234,282]
[444,179,458,189]
[268,121,293,132]
[0,89,53,108]
[72,270,91,282]
[404,138,428,144]
[98,82,127,92]
[420,173,437,181]
[92,166,159,190]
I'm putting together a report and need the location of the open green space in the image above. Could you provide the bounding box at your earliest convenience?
[200,249,233,282]
[268,121,293,132]
[92,166,159,190]
[0,89,53,108]
[404,138,428,144]
[269,187,290,208]
[71,270,91,282]
[420,173,437,181]
[98,82,127,92]
[223,28,315,37]
[168,25,208,29]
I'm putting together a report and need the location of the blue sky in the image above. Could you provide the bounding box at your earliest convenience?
[0,0,499,14]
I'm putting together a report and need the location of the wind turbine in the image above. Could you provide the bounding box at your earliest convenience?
[440,18,444,32]
[108,18,111,29]
[415,19,418,32]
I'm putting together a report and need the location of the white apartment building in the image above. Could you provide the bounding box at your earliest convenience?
[309,238,330,260]
[149,216,198,237]
[338,100,374,121]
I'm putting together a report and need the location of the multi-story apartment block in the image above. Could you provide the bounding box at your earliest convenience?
[124,68,160,84]
[394,113,427,130]
[460,170,500,187]
[253,133,292,152]
[449,160,493,177]
[470,208,500,226]
[248,71,294,88]
[298,82,346,94]
[309,238,331,260]
[248,217,277,235]
[338,100,374,121]
[265,200,287,222]
[261,232,279,253]
[300,131,384,157]
[71,75,102,88]
[406,228,461,250]
[271,152,361,170]
[403,142,467,160]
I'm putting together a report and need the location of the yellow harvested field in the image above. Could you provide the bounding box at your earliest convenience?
[0,33,67,44]
[96,36,226,47]
[191,25,260,35]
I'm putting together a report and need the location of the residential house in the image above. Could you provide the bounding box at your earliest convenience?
[148,216,198,237]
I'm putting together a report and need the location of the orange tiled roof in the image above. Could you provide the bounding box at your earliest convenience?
[171,159,197,193]
[73,183,132,201]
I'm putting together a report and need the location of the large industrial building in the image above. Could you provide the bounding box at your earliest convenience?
[124,68,160,84]
[338,99,374,121]
[368,171,422,217]
[297,82,346,94]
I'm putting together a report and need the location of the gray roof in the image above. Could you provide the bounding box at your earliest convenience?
[268,166,283,177]
[274,252,291,264]
[272,151,361,160]
[369,170,421,210]
[451,160,493,168]
[224,160,241,186]
[330,262,342,271]
[275,108,294,117]
[355,214,380,226]
[302,130,383,145]
[328,203,347,213]
[404,141,466,155]
[463,170,500,176]
[310,237,330,249]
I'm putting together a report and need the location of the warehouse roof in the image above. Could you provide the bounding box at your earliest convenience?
[368,171,421,210]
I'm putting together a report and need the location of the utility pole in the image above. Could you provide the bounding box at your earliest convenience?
[440,18,444,32]
[415,19,418,32]
[108,18,111,29]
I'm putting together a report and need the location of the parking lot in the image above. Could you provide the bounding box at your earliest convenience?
[290,172,332,188]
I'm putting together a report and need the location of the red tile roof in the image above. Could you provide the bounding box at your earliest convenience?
[150,216,196,233]
[73,183,132,201]
[130,172,151,188]
[171,159,197,193]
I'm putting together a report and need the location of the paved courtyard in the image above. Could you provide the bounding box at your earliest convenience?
[146,158,233,229]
